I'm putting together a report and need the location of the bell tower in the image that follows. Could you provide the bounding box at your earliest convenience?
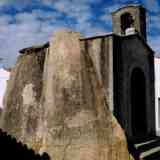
[112,5,146,40]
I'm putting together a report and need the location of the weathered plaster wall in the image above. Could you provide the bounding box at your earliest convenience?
[83,36,114,111]
[1,50,45,151]
[39,31,130,160]
[0,31,131,160]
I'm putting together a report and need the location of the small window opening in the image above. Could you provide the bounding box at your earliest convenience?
[121,13,134,34]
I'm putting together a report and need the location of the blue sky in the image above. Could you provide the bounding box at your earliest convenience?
[0,0,160,67]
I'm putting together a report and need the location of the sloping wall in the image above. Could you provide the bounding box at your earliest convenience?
[0,31,132,160]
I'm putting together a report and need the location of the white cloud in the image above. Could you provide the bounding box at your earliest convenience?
[0,15,13,25]
[0,0,159,67]
[76,22,107,36]
[0,0,35,11]
[41,0,101,6]
[32,9,61,20]
[52,0,108,36]
[0,10,59,67]
[144,0,160,13]
[53,0,92,22]
[100,8,113,26]
[0,0,108,68]
[147,14,160,31]
[100,4,124,27]
[104,4,120,13]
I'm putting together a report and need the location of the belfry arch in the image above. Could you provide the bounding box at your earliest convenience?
[120,12,134,34]
[131,67,147,137]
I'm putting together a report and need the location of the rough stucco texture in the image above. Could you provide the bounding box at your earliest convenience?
[1,31,131,160]
[0,51,45,151]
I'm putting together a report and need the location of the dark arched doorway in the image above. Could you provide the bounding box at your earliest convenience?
[131,68,147,137]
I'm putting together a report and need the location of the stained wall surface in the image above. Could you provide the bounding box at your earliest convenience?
[0,50,46,152]
[81,35,114,112]
[0,32,132,160]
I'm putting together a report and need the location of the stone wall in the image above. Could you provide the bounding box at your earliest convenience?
[82,36,114,112]
[0,50,46,151]
[1,31,132,160]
